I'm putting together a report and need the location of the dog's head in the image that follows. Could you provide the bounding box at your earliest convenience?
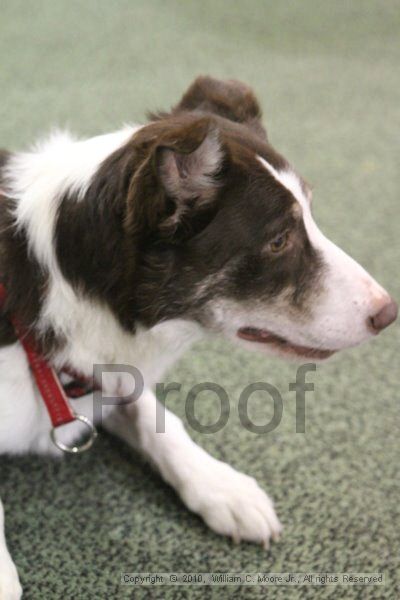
[77,77,398,360]
[121,77,396,360]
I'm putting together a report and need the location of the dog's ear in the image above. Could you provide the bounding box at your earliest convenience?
[152,118,226,237]
[126,117,227,238]
[151,76,267,140]
[156,119,224,203]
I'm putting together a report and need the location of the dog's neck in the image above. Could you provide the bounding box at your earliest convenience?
[0,128,204,376]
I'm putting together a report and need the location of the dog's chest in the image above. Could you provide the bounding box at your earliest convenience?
[49,299,203,391]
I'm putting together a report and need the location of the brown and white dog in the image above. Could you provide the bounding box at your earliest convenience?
[0,77,397,598]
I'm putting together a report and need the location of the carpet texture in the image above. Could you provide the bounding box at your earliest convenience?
[0,2,399,598]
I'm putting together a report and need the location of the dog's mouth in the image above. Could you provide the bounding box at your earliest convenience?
[237,327,336,360]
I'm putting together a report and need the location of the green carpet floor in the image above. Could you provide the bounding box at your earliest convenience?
[1,1,399,598]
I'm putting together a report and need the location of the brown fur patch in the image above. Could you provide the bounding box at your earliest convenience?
[0,154,58,351]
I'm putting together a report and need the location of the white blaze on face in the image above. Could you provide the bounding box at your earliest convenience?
[256,156,391,350]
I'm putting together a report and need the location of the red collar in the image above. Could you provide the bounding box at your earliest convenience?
[0,283,97,453]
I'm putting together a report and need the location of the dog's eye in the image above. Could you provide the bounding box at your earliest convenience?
[269,231,289,254]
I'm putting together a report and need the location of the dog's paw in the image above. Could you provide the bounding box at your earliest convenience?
[178,458,282,547]
[0,558,22,600]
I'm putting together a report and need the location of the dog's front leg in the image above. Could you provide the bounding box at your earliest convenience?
[103,390,282,547]
[0,498,22,600]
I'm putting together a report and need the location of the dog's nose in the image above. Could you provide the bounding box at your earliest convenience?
[369,298,398,333]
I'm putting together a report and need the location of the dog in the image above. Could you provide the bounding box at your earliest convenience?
[0,76,397,598]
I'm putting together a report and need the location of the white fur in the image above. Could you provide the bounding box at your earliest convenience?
[0,500,22,600]
[0,342,54,456]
